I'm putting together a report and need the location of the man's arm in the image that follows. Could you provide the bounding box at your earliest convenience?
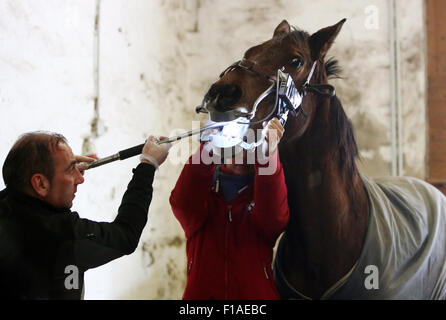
[71,163,155,270]
[71,136,171,271]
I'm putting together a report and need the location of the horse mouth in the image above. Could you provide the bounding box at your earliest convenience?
[204,97,253,122]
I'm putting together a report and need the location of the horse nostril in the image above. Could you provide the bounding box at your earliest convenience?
[205,84,242,111]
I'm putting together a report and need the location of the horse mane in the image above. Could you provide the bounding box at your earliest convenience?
[329,95,360,180]
[325,58,342,79]
[316,55,359,179]
[321,58,359,178]
[315,55,358,179]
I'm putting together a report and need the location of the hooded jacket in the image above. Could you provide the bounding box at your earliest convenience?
[170,145,289,299]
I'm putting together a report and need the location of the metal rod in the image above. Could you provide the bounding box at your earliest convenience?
[155,122,224,145]
[86,153,120,169]
[84,121,226,170]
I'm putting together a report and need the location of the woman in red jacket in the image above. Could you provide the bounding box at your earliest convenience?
[170,119,289,300]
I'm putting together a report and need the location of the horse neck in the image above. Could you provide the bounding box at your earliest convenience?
[279,94,369,295]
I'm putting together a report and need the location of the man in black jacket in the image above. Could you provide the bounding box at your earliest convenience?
[0,132,171,299]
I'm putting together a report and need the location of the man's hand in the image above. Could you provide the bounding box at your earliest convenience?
[140,136,172,169]
[262,118,284,157]
[75,155,97,175]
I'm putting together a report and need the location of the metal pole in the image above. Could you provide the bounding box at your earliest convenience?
[83,122,226,170]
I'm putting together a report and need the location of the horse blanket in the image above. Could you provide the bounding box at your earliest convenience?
[274,175,446,299]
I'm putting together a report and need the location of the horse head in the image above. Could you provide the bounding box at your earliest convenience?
[203,19,346,141]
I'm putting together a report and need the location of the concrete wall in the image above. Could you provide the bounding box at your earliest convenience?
[0,0,426,299]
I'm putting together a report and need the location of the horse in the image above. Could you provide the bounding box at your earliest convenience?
[201,19,446,299]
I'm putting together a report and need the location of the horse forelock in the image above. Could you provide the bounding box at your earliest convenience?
[288,27,310,43]
[272,27,309,50]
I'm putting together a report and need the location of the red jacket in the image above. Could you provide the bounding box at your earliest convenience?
[169,144,289,300]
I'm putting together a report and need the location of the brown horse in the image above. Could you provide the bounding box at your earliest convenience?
[202,19,446,299]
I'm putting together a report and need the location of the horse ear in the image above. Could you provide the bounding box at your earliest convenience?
[309,18,346,60]
[273,20,291,37]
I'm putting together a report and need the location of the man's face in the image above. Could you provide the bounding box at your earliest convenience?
[44,142,84,209]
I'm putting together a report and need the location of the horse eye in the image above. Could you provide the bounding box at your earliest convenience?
[290,57,304,69]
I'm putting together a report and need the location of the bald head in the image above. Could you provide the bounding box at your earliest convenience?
[2,132,67,193]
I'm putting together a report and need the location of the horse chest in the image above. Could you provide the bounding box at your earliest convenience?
[281,232,360,299]
[280,240,328,298]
